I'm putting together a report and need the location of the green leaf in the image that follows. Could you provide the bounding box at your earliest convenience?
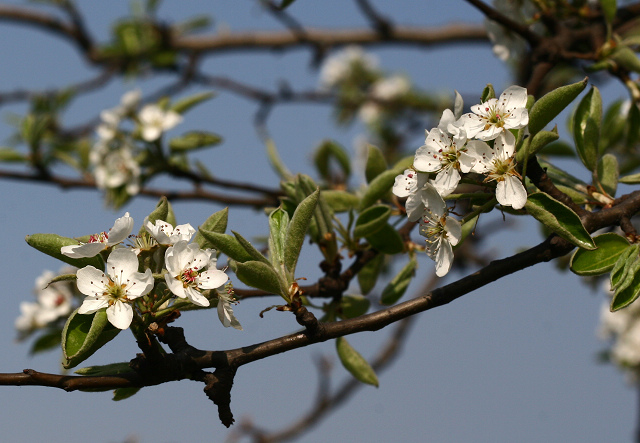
[194,208,228,249]
[322,190,359,213]
[596,153,619,197]
[140,197,175,235]
[284,189,319,275]
[269,208,289,273]
[573,86,602,171]
[234,260,286,296]
[336,337,379,387]
[480,84,496,103]
[609,45,640,73]
[169,131,222,153]
[358,253,384,295]
[380,256,417,305]
[627,103,640,147]
[313,140,351,182]
[527,78,588,136]
[25,233,104,269]
[29,328,63,355]
[266,138,293,180]
[620,173,640,184]
[359,169,398,211]
[75,362,135,376]
[113,387,141,401]
[610,244,639,289]
[600,0,617,24]
[0,147,27,163]
[365,145,388,183]
[340,294,371,318]
[570,233,630,276]
[232,230,270,264]
[61,308,121,369]
[366,224,404,254]
[611,260,640,311]
[354,205,391,238]
[525,192,596,250]
[170,91,215,114]
[197,230,253,262]
[516,127,559,163]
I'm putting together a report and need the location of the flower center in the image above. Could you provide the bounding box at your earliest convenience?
[486,157,520,183]
[89,231,108,243]
[179,268,200,288]
[104,280,128,304]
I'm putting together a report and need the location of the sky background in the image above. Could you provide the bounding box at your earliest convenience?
[0,1,636,442]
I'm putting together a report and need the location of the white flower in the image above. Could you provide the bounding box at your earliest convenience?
[392,169,433,222]
[370,75,410,101]
[414,127,481,197]
[76,248,153,329]
[145,218,195,245]
[460,85,529,141]
[14,302,41,334]
[164,241,228,307]
[469,131,527,209]
[91,141,141,195]
[318,45,379,89]
[95,90,142,141]
[138,104,183,142]
[217,288,242,330]
[418,183,462,277]
[358,101,383,125]
[61,213,134,258]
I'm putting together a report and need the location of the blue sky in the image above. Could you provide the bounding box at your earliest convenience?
[0,1,635,442]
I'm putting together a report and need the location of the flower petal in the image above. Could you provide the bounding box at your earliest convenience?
[76,266,109,296]
[106,248,139,283]
[496,175,527,209]
[196,269,229,290]
[106,300,134,329]
[78,296,108,315]
[61,242,106,258]
[185,286,210,307]
[108,213,134,245]
[434,239,454,277]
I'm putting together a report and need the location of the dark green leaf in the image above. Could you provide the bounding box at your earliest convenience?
[516,127,559,163]
[62,309,121,369]
[29,328,63,355]
[573,86,602,171]
[340,294,371,318]
[354,205,391,238]
[380,256,417,305]
[284,189,319,275]
[365,145,388,183]
[525,192,596,250]
[322,190,359,213]
[25,234,104,269]
[358,253,384,295]
[600,0,617,24]
[359,169,398,211]
[313,140,351,182]
[611,261,640,311]
[366,224,404,254]
[336,337,379,387]
[194,208,229,249]
[570,233,630,276]
[113,387,141,401]
[610,244,639,289]
[480,84,495,103]
[140,197,175,235]
[596,153,619,197]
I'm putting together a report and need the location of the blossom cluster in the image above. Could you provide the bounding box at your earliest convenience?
[90,90,183,199]
[56,212,241,331]
[393,86,530,276]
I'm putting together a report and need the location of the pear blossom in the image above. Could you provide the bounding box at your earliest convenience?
[469,131,527,209]
[392,169,433,222]
[96,90,142,141]
[61,213,134,258]
[216,287,242,330]
[90,141,141,195]
[460,85,529,141]
[76,248,153,329]
[318,45,379,89]
[358,75,411,124]
[164,241,228,307]
[145,218,195,245]
[138,104,183,142]
[414,127,483,196]
[417,183,462,277]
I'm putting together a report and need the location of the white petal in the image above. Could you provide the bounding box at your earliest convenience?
[434,239,454,277]
[171,223,196,243]
[459,113,486,139]
[161,111,183,130]
[420,183,447,218]
[432,168,460,197]
[106,301,134,329]
[444,216,462,246]
[392,169,418,198]
[496,175,528,209]
[498,86,528,114]
[196,269,229,290]
[218,299,243,330]
[142,126,162,142]
[405,193,424,222]
[453,90,464,119]
[108,213,134,245]
[467,140,495,174]
[61,242,106,258]
[126,268,154,298]
[185,286,210,307]
[437,109,456,133]
[78,296,108,314]
[165,274,187,299]
[458,151,476,173]
[76,266,109,297]
[106,248,139,282]
[494,131,516,159]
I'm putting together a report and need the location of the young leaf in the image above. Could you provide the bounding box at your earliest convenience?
[113,387,142,401]
[62,308,121,369]
[269,208,290,273]
[620,173,640,184]
[358,253,384,295]
[380,256,417,305]
[193,207,229,249]
[170,91,215,114]
[525,192,596,250]
[365,145,388,183]
[140,197,175,235]
[29,328,63,355]
[354,205,391,238]
[313,140,351,182]
[322,190,360,213]
[527,77,588,136]
[197,230,253,262]
[610,244,639,289]
[366,224,404,254]
[336,337,379,387]
[359,169,398,211]
[0,147,27,163]
[570,233,630,276]
[340,295,371,319]
[284,189,319,275]
[25,233,104,269]
[611,260,640,311]
[516,127,559,164]
[480,84,496,102]
[596,153,619,197]
[169,131,222,153]
[573,86,602,171]
[234,260,286,297]
[232,230,270,264]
